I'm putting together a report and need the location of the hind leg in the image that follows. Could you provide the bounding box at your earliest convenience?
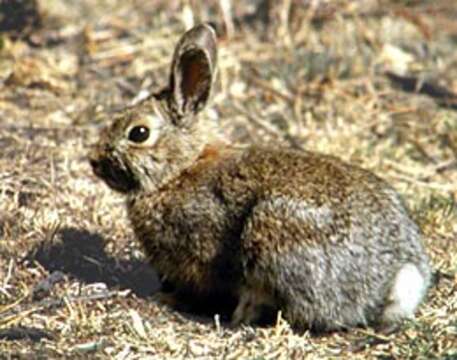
[382,263,428,324]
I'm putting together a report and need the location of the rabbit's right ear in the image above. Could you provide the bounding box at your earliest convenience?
[168,23,218,122]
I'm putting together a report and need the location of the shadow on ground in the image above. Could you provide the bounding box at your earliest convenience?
[24,227,239,322]
[25,227,160,298]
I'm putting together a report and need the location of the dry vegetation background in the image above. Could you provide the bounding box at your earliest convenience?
[0,0,456,358]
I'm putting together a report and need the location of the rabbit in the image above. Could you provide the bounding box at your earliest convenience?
[89,23,431,332]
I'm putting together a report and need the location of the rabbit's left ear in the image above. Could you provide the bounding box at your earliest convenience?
[169,23,218,119]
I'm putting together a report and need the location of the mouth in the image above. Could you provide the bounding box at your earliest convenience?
[90,157,139,193]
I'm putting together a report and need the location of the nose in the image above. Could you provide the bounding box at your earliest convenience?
[89,158,99,169]
[90,157,106,180]
[88,145,100,168]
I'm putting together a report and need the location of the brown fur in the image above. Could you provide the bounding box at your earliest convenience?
[89,24,431,331]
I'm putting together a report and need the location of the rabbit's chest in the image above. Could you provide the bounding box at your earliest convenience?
[127,189,243,287]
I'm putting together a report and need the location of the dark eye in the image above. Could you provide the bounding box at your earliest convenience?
[128,125,150,143]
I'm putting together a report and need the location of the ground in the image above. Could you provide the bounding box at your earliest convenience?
[0,0,456,359]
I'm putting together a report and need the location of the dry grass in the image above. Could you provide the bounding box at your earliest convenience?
[1,0,456,358]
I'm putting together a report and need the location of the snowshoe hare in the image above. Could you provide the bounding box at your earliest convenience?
[90,23,431,331]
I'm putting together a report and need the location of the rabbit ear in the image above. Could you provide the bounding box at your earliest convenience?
[169,23,218,120]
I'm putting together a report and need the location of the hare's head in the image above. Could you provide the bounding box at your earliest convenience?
[89,24,219,193]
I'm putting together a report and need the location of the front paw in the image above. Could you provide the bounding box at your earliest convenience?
[152,291,180,308]
[231,286,274,327]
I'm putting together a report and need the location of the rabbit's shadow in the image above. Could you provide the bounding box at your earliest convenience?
[25,227,238,323]
[26,227,160,298]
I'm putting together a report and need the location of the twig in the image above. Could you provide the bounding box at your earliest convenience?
[232,103,284,140]
[32,271,66,301]
[389,173,456,191]
[245,74,294,103]
[218,0,235,39]
[385,158,457,181]
[0,291,117,325]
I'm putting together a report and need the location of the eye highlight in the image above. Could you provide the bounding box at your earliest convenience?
[128,125,150,143]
